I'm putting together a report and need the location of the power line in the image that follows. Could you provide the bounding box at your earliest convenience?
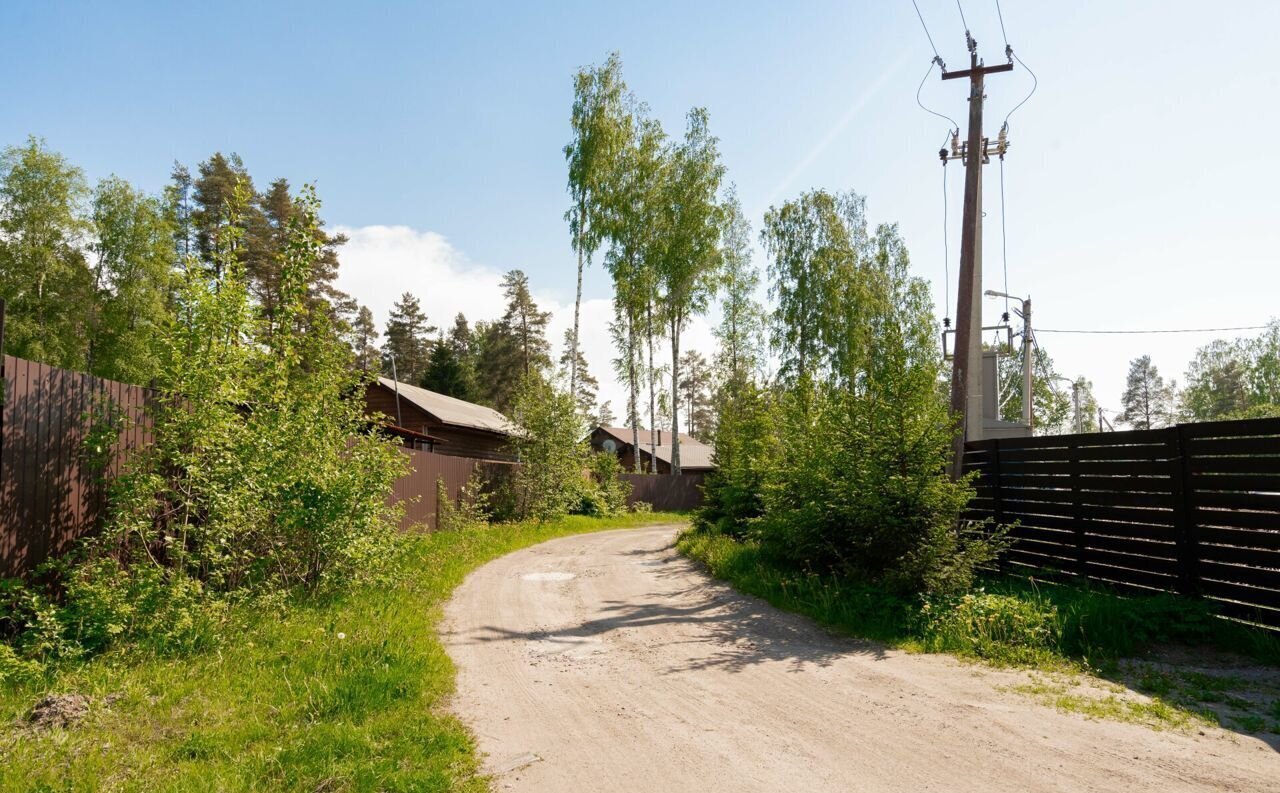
[1002,50,1038,131]
[1036,325,1271,336]
[955,0,970,34]
[916,62,960,132]
[910,0,943,63]
[994,0,1010,49]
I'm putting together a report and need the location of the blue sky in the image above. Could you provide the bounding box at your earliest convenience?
[6,0,1280,419]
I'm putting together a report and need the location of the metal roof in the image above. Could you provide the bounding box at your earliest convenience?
[377,377,517,436]
[594,426,716,470]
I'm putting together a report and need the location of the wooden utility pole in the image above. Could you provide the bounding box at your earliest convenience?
[942,34,1013,478]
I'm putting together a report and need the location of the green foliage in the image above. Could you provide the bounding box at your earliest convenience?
[1119,354,1177,430]
[2,183,405,668]
[695,379,775,538]
[436,473,491,533]
[581,452,631,516]
[1182,322,1280,421]
[506,374,590,521]
[381,291,435,383]
[0,136,94,370]
[679,529,1280,669]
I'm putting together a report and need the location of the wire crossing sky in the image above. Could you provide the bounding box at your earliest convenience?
[4,0,1278,416]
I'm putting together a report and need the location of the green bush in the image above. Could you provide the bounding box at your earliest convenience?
[919,590,1061,664]
[1,184,405,668]
[436,473,491,532]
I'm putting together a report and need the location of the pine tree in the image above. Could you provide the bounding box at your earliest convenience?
[596,400,616,427]
[1119,355,1175,430]
[422,315,478,400]
[382,292,435,383]
[559,328,598,418]
[192,152,254,278]
[348,305,380,372]
[679,349,715,441]
[500,270,552,377]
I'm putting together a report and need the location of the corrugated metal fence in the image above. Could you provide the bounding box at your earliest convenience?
[964,417,1280,629]
[621,472,705,512]
[0,354,153,578]
[0,348,704,577]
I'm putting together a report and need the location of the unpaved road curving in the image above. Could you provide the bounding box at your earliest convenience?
[443,525,1280,792]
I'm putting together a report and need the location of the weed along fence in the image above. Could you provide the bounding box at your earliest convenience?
[963,417,1280,629]
[392,448,516,531]
[0,354,153,579]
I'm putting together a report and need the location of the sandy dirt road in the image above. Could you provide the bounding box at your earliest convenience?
[443,525,1280,792]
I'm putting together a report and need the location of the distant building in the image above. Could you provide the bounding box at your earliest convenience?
[588,426,716,474]
[365,377,518,461]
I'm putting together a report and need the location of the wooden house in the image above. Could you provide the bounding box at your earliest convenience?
[365,378,518,462]
[588,426,716,474]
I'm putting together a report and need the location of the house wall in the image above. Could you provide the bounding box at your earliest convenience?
[365,383,514,462]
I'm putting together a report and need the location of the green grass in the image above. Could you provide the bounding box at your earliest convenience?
[677,529,1280,732]
[0,512,686,793]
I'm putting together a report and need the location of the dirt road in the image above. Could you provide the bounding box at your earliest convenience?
[443,525,1280,792]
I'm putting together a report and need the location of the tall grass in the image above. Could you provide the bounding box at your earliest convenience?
[678,530,1280,670]
[0,512,686,793]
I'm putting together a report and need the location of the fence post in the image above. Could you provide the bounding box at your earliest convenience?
[1169,424,1198,596]
[1069,435,1086,579]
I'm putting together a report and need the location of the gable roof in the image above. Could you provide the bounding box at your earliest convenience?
[376,377,516,435]
[596,425,700,448]
[593,425,716,470]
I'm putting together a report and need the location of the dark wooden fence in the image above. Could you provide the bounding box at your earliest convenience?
[621,472,705,512]
[964,417,1280,628]
[0,354,154,579]
[391,448,519,531]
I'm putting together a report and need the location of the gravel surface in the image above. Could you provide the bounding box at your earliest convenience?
[443,525,1280,792]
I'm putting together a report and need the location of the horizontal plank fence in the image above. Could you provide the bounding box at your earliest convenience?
[964,417,1280,629]
[0,354,154,579]
[621,472,705,512]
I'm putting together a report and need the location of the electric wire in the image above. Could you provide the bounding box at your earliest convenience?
[942,145,951,321]
[910,0,943,63]
[916,61,960,131]
[998,156,1010,317]
[955,0,970,34]
[1002,50,1038,131]
[994,0,1010,50]
[1036,325,1271,335]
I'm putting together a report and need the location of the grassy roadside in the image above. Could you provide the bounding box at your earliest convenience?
[0,512,686,793]
[677,529,1280,734]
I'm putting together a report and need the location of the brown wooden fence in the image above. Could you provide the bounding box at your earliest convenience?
[391,448,520,531]
[621,472,705,512]
[963,417,1280,629]
[0,354,154,579]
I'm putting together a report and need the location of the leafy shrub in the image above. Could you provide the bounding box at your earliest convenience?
[694,379,774,538]
[919,589,1062,664]
[1,184,405,666]
[580,452,630,516]
[436,473,490,532]
[505,374,591,521]
[631,501,652,514]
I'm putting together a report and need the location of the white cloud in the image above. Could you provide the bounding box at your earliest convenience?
[334,224,717,423]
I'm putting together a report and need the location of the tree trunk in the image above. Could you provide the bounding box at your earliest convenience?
[570,223,584,403]
[646,302,657,475]
[670,316,681,475]
[628,309,642,473]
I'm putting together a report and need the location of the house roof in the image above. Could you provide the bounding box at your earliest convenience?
[593,426,716,470]
[596,425,700,448]
[376,377,516,436]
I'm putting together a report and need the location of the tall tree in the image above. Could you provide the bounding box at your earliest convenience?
[164,161,194,262]
[762,189,872,384]
[679,349,715,441]
[499,269,551,378]
[565,52,631,407]
[191,152,253,278]
[559,328,599,419]
[714,187,765,387]
[596,400,617,427]
[1118,355,1175,430]
[382,292,435,383]
[87,176,176,382]
[0,137,93,369]
[348,305,380,372]
[656,108,725,473]
[422,314,478,400]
